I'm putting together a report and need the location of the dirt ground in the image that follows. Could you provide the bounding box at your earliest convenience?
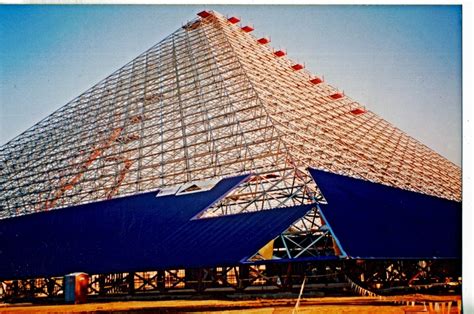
[0,295,462,313]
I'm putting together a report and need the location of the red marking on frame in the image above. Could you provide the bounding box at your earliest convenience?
[310,77,323,84]
[330,93,344,100]
[351,108,366,115]
[197,11,211,18]
[257,38,270,44]
[228,16,240,24]
[274,50,286,57]
[241,26,254,32]
[291,64,304,71]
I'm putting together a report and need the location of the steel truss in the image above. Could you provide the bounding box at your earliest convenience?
[343,259,462,294]
[1,260,461,301]
[0,11,316,219]
[0,262,343,301]
[247,206,337,261]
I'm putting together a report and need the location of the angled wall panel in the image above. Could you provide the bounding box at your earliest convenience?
[309,168,461,259]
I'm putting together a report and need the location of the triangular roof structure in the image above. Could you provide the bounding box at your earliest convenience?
[0,10,461,219]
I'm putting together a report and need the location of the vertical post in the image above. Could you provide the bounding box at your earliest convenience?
[27,279,35,300]
[127,272,135,295]
[156,270,165,293]
[197,269,204,293]
[284,263,293,291]
[12,280,19,299]
[98,275,106,296]
[46,278,55,297]
[238,265,249,291]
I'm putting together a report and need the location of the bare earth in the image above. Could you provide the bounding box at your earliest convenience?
[0,295,462,313]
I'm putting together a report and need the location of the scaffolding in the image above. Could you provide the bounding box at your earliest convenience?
[0,10,461,221]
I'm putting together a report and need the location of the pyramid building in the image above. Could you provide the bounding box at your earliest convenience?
[0,11,461,295]
[0,11,461,218]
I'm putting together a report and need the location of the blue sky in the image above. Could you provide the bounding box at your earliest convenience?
[0,5,462,165]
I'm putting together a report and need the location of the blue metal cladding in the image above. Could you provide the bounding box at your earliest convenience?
[1,175,247,279]
[308,168,462,259]
[157,204,314,269]
[0,174,313,279]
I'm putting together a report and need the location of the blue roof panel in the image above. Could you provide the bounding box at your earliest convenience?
[308,168,462,259]
[159,204,314,269]
[0,174,313,279]
[1,175,248,279]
